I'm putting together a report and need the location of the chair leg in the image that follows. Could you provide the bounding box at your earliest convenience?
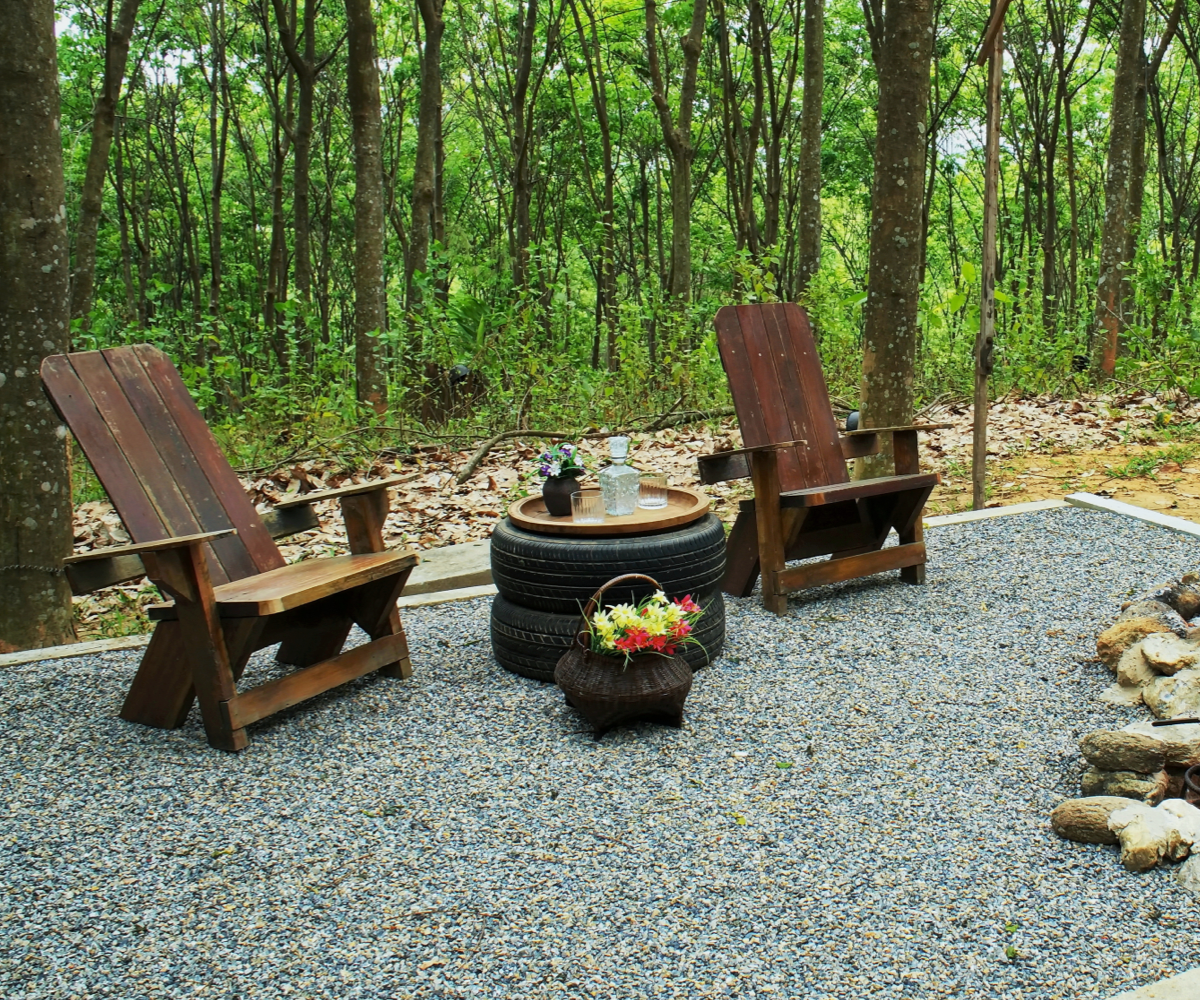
[894,485,934,585]
[143,545,247,752]
[120,621,195,730]
[899,521,927,585]
[749,450,787,616]
[722,506,761,597]
[351,569,415,679]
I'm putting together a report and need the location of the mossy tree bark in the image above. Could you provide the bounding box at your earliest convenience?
[856,0,935,477]
[345,0,388,412]
[0,0,77,651]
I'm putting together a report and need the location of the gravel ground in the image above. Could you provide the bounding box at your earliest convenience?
[2,505,1199,1000]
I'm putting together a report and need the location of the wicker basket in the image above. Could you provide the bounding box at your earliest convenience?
[554,573,693,739]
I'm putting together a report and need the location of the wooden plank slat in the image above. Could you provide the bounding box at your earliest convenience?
[40,355,168,541]
[65,528,235,560]
[104,347,258,583]
[714,306,772,450]
[776,542,926,592]
[64,553,147,594]
[752,305,815,488]
[842,423,951,436]
[737,305,810,489]
[230,631,409,728]
[212,550,418,616]
[780,473,939,508]
[260,504,320,539]
[782,304,848,486]
[273,475,413,509]
[68,351,209,546]
[839,434,880,460]
[131,345,284,574]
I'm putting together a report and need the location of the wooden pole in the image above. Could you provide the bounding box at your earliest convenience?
[972,1,1008,510]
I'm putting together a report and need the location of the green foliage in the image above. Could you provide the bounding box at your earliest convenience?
[52,0,1200,444]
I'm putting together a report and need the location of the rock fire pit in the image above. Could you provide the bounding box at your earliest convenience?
[1051,572,1200,888]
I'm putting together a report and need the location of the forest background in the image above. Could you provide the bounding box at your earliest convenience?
[55,0,1200,447]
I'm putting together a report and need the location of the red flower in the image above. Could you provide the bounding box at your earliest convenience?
[673,595,701,614]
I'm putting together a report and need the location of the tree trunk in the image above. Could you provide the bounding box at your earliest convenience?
[797,0,823,294]
[345,0,387,411]
[408,0,445,308]
[70,0,143,327]
[1091,0,1146,375]
[857,0,935,477]
[0,0,77,651]
[645,0,708,305]
[208,0,229,332]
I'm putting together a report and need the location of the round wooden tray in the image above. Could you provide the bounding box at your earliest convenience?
[508,486,711,536]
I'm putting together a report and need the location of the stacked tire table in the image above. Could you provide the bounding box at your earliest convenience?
[489,487,727,681]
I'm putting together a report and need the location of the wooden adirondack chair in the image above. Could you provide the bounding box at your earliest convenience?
[697,304,946,615]
[42,344,419,751]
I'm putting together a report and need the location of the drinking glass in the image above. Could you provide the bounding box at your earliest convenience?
[571,489,606,524]
[638,473,669,509]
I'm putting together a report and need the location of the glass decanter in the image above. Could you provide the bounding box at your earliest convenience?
[599,436,639,515]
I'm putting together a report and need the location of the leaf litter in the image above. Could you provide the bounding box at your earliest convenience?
[70,393,1200,638]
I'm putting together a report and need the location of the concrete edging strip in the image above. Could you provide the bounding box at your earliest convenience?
[0,633,152,668]
[1106,967,1200,999]
[923,498,1069,528]
[1065,491,1200,538]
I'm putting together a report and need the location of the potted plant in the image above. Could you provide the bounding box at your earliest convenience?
[555,573,703,738]
[537,441,587,516]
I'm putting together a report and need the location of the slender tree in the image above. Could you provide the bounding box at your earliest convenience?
[0,0,76,651]
[857,0,935,475]
[408,0,446,308]
[796,0,823,294]
[1092,0,1146,375]
[70,0,143,326]
[645,0,708,305]
[345,0,387,410]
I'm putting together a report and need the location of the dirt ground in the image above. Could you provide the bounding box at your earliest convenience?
[928,446,1200,519]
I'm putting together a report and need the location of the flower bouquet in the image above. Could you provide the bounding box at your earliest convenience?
[584,590,704,665]
[554,573,697,738]
[537,442,587,516]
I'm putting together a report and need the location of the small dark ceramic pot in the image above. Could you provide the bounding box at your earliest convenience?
[541,474,583,516]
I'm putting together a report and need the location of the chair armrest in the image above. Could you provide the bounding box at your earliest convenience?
[273,474,414,510]
[840,423,952,436]
[697,440,806,485]
[63,528,236,562]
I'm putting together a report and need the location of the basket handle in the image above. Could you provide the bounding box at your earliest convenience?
[576,572,664,641]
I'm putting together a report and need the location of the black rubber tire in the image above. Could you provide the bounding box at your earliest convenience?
[490,591,726,682]
[489,513,727,614]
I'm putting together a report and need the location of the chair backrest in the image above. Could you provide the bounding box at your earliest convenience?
[41,345,284,587]
[714,303,847,492]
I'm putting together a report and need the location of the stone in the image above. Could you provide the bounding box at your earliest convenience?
[1117,599,1190,632]
[1049,796,1127,844]
[1079,730,1167,773]
[1152,573,1200,621]
[1177,855,1200,896]
[1098,682,1144,707]
[1142,668,1200,721]
[1097,618,1174,668]
[1141,632,1200,675]
[1122,720,1200,767]
[1115,643,1156,687]
[1108,798,1200,872]
[1081,767,1170,804]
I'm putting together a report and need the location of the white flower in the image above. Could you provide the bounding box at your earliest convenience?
[548,461,562,477]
